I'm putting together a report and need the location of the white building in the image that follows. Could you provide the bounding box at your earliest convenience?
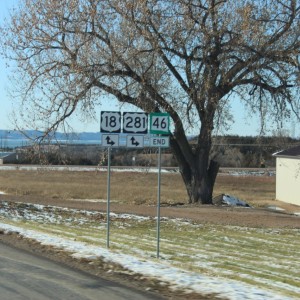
[273,145,300,206]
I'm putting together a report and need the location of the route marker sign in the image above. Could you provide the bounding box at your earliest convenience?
[150,113,170,135]
[126,135,144,148]
[100,111,121,133]
[123,112,148,134]
[101,134,119,147]
[100,110,170,256]
[150,136,170,148]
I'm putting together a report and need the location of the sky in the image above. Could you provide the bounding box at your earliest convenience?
[0,0,298,137]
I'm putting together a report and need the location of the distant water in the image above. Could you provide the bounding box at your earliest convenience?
[0,135,155,149]
[0,139,32,149]
[0,152,14,158]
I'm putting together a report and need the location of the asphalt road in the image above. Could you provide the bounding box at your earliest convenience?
[0,241,161,300]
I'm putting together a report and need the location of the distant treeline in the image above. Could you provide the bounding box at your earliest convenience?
[210,135,300,168]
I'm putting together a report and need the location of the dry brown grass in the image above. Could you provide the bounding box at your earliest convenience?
[0,169,276,207]
[214,175,276,206]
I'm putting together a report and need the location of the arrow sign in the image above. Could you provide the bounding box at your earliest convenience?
[106,136,115,146]
[130,137,139,146]
[102,134,119,147]
[126,135,144,148]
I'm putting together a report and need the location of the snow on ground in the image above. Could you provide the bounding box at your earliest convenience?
[0,165,175,173]
[0,221,294,300]
[0,164,275,176]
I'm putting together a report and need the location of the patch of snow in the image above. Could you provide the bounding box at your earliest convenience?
[0,223,294,300]
[267,206,286,211]
[228,170,275,177]
[0,165,178,173]
[110,212,150,221]
[0,191,6,195]
[70,198,117,203]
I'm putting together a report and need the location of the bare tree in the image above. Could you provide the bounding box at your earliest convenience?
[1,0,300,203]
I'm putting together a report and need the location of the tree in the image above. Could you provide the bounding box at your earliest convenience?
[1,0,300,204]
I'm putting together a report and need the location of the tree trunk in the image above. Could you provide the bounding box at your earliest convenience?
[170,130,220,204]
[169,108,220,204]
[181,158,219,204]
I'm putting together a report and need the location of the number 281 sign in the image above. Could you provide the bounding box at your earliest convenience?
[123,112,148,134]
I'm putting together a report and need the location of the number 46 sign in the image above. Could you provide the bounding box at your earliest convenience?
[150,113,170,134]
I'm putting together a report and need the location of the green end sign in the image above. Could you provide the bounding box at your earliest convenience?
[150,113,170,134]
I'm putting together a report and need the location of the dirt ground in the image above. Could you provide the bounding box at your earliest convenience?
[1,193,300,228]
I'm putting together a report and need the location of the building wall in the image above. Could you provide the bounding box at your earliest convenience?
[276,157,300,206]
[1,153,17,164]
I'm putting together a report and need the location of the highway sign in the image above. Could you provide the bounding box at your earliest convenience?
[101,134,119,147]
[150,136,170,148]
[123,112,148,134]
[150,113,170,134]
[126,135,144,148]
[100,111,121,133]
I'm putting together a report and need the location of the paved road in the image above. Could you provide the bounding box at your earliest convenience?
[0,241,161,300]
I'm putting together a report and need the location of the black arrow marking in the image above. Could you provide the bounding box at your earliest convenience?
[131,137,139,146]
[106,136,115,146]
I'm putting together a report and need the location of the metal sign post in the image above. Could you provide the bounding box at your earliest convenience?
[156,141,162,258]
[106,147,111,248]
[149,112,170,259]
[100,111,121,249]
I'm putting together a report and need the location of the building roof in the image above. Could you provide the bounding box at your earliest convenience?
[0,152,14,159]
[273,145,300,157]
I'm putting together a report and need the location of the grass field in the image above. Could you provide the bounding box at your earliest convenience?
[1,201,299,299]
[0,169,276,206]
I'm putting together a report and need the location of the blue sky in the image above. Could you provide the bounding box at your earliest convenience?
[0,0,298,137]
[0,0,16,130]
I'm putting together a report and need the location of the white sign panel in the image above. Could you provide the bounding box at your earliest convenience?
[126,135,144,148]
[101,134,119,147]
[100,111,121,133]
[150,136,170,148]
[123,112,148,134]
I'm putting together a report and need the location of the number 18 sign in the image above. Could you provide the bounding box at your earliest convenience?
[100,111,121,133]
[150,113,170,135]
